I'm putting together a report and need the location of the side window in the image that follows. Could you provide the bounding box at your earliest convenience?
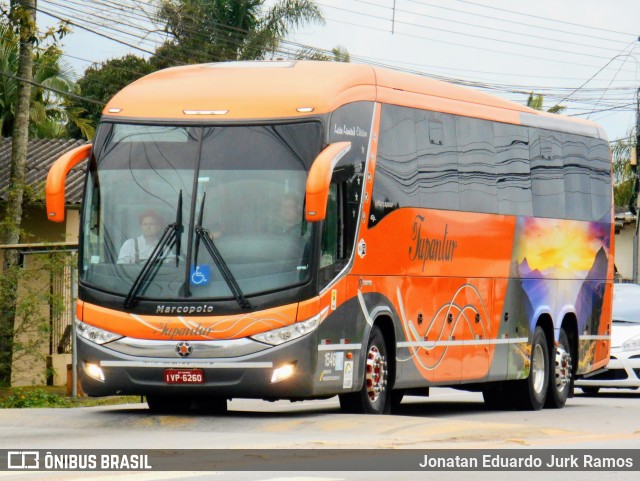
[417,112,460,211]
[320,184,338,270]
[328,101,373,260]
[530,130,565,218]
[370,104,419,227]
[588,138,612,222]
[494,123,532,216]
[319,182,350,289]
[456,117,497,214]
[563,133,592,221]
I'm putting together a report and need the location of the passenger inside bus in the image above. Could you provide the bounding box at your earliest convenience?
[117,209,164,264]
[277,193,307,237]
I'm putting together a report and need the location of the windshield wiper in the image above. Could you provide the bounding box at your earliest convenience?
[194,194,250,310]
[124,192,183,309]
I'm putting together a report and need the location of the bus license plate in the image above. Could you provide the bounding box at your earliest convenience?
[164,369,204,384]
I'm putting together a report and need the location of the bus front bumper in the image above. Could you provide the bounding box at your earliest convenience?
[76,332,322,400]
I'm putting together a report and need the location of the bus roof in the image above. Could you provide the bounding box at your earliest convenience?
[104,61,606,140]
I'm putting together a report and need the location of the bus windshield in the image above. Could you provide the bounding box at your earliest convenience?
[81,121,323,302]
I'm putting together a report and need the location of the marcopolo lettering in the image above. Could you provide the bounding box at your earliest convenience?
[156,304,215,314]
[409,215,458,271]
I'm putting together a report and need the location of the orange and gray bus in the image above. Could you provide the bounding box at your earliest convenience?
[46,61,613,414]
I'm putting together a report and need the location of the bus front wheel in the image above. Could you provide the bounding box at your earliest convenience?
[339,325,390,415]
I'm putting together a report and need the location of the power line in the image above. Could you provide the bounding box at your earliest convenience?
[24,0,640,122]
[450,0,638,37]
[317,2,637,67]
[354,0,630,55]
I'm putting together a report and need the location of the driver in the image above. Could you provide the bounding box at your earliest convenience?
[117,209,164,264]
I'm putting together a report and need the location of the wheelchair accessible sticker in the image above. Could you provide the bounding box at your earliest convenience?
[190,265,211,286]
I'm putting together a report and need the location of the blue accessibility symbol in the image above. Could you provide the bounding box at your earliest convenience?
[190,265,211,286]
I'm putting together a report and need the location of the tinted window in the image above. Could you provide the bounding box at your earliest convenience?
[588,138,612,222]
[456,117,497,213]
[417,112,460,211]
[494,123,532,216]
[563,133,592,221]
[530,131,565,218]
[370,105,609,225]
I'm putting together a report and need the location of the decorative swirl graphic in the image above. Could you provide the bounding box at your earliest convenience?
[396,284,491,371]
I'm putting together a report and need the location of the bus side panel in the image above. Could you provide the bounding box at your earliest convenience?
[401,277,496,384]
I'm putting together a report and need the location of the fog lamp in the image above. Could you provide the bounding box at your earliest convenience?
[271,363,295,383]
[84,362,105,382]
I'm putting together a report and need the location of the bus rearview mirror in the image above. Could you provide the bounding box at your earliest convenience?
[46,144,92,223]
[305,142,352,222]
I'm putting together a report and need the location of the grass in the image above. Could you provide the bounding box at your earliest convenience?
[0,386,142,408]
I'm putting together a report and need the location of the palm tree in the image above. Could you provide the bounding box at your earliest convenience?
[152,0,325,67]
[526,92,566,114]
[0,22,93,139]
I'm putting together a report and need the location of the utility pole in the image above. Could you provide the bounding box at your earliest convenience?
[0,0,36,386]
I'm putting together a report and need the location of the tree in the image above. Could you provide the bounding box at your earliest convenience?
[150,0,325,67]
[69,55,156,133]
[295,45,350,62]
[611,134,638,209]
[0,0,36,387]
[526,92,566,114]
[0,20,92,139]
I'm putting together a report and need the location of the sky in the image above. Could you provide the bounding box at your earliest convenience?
[34,0,640,144]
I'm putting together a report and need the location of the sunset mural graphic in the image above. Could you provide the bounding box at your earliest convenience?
[501,217,611,375]
[513,218,610,275]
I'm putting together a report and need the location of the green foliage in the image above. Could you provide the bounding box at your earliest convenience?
[151,0,325,65]
[612,135,637,209]
[294,45,350,62]
[0,19,91,139]
[0,388,68,408]
[526,92,566,114]
[70,55,156,134]
[0,252,71,387]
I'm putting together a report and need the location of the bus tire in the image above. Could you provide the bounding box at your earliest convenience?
[545,328,572,409]
[338,325,390,414]
[146,395,192,413]
[514,326,549,410]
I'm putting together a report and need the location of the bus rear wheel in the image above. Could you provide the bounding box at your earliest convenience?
[339,325,390,414]
[545,328,572,409]
[514,326,549,410]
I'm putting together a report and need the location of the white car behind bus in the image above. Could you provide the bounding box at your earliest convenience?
[576,283,640,394]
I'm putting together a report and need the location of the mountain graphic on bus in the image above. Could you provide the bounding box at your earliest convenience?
[507,217,611,373]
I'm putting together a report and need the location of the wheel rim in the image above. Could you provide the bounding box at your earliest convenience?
[554,345,572,390]
[531,343,546,394]
[365,344,387,403]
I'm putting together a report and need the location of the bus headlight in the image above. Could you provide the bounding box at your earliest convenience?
[251,311,324,346]
[76,320,123,345]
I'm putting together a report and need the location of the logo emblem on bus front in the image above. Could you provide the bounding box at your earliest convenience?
[175,341,193,357]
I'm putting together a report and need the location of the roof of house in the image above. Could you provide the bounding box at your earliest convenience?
[0,137,87,206]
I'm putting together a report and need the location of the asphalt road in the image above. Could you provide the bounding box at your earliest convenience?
[0,388,638,481]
